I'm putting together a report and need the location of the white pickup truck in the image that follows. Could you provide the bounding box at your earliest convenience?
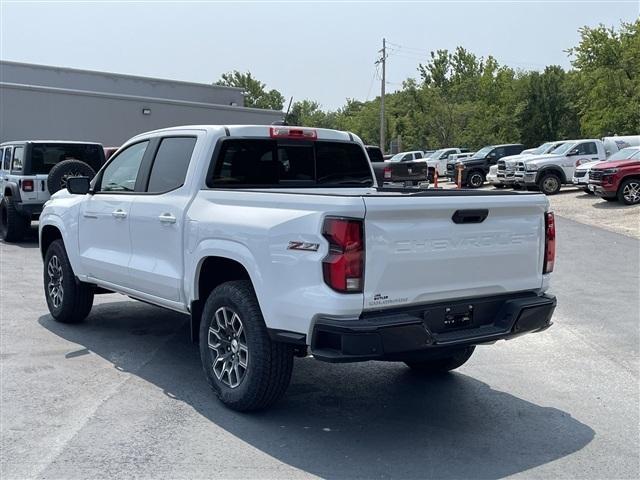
[39,125,557,411]
[514,139,607,194]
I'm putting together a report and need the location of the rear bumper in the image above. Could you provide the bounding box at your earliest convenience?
[15,202,43,219]
[311,292,556,362]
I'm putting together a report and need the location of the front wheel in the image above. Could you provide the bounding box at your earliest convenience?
[618,178,640,205]
[538,173,561,195]
[199,280,294,411]
[466,171,485,188]
[44,240,94,323]
[405,346,475,374]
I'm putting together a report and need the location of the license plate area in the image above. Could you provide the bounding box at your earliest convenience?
[443,306,474,330]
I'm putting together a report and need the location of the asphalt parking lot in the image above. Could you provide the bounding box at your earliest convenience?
[1,194,638,479]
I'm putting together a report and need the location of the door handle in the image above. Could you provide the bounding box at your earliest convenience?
[112,209,127,219]
[452,209,489,224]
[158,213,176,224]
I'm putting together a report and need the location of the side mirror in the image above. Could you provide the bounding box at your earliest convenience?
[66,176,91,195]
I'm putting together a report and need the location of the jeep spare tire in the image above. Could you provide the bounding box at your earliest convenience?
[47,160,96,194]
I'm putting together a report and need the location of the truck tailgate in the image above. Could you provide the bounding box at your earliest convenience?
[362,194,548,310]
[390,162,428,182]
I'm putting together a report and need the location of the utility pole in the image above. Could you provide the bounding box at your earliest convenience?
[379,38,386,153]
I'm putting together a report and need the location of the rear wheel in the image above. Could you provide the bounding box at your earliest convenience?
[538,173,561,195]
[405,346,475,374]
[43,240,94,323]
[199,280,294,411]
[618,178,640,205]
[0,196,29,242]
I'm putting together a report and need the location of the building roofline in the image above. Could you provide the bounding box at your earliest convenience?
[0,59,246,94]
[0,81,283,116]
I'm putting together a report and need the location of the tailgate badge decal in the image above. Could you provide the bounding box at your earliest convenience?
[287,241,319,252]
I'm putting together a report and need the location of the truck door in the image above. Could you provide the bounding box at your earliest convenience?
[565,141,598,179]
[78,141,149,288]
[128,135,199,303]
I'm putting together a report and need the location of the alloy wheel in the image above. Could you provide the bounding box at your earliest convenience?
[207,306,249,389]
[623,181,640,204]
[47,255,64,308]
[60,171,82,189]
[470,173,483,187]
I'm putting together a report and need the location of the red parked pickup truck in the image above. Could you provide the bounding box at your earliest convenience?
[589,146,640,205]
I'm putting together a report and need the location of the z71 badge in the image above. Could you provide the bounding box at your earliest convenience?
[287,241,320,252]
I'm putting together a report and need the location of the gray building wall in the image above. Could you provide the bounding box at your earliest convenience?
[0,61,245,106]
[0,61,283,145]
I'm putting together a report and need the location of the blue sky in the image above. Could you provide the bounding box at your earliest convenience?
[1,1,638,109]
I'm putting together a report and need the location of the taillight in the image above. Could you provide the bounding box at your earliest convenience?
[322,217,364,293]
[270,126,317,140]
[383,166,391,179]
[544,212,556,274]
[22,179,34,192]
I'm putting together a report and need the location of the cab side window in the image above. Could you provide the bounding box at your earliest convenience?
[12,147,24,171]
[3,148,12,170]
[402,153,413,161]
[576,142,597,155]
[98,141,149,193]
[2,147,11,170]
[414,152,423,159]
[146,137,197,193]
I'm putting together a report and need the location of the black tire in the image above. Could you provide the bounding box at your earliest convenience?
[603,197,618,202]
[43,240,94,323]
[583,187,594,195]
[466,170,485,188]
[617,178,640,205]
[0,196,29,242]
[538,173,561,195]
[512,184,523,190]
[47,160,96,194]
[405,346,475,374]
[199,280,294,411]
[493,184,506,189]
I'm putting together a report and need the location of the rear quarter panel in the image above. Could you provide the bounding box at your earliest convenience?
[186,190,367,337]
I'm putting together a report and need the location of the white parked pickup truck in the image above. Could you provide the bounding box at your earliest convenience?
[39,125,557,411]
[514,139,607,195]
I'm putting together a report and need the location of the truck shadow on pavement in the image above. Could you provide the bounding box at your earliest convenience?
[39,300,594,479]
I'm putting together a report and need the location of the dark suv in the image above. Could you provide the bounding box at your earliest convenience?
[0,141,105,241]
[451,143,524,188]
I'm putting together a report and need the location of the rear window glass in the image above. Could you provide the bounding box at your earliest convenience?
[209,139,373,188]
[29,143,104,174]
[365,147,384,163]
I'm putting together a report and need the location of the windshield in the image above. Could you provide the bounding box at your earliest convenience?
[550,142,577,155]
[529,142,553,155]
[608,147,640,161]
[470,146,493,159]
[209,139,374,188]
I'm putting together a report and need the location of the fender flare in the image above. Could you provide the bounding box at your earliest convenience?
[187,238,265,308]
[39,215,79,270]
[3,182,22,203]
[536,166,567,184]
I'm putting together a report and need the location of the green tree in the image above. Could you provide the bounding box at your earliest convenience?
[216,71,285,110]
[567,20,640,136]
